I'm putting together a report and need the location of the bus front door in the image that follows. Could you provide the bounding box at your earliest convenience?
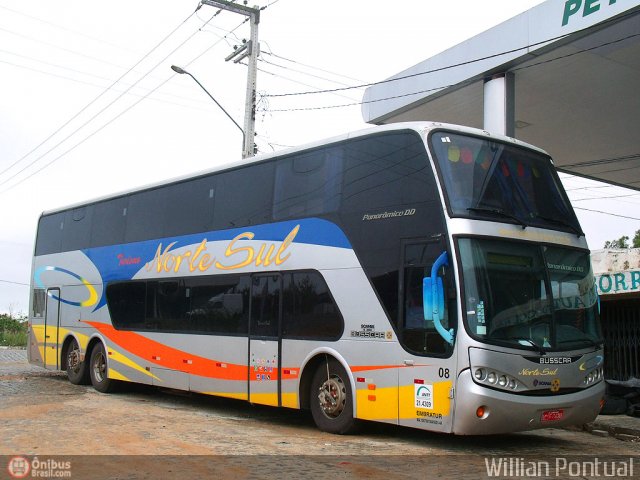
[397,240,456,433]
[44,289,60,370]
[248,274,281,407]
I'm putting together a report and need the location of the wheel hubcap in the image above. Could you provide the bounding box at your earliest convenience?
[317,375,346,418]
[93,352,106,383]
[67,348,81,373]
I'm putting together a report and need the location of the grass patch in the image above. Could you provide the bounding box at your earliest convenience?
[0,313,28,347]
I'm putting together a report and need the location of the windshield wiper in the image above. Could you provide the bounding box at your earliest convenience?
[520,338,547,355]
[532,214,584,237]
[467,207,527,229]
[500,337,547,354]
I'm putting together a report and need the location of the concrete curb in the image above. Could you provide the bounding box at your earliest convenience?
[581,419,640,442]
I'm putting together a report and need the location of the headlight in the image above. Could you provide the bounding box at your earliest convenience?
[473,368,518,391]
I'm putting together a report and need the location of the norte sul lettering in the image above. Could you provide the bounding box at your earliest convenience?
[145,225,299,273]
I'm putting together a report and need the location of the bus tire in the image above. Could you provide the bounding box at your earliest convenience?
[89,342,117,393]
[310,359,358,434]
[65,338,89,385]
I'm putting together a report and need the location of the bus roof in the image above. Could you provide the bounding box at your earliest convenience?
[40,121,546,217]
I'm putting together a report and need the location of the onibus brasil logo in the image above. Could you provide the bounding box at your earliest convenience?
[7,456,72,478]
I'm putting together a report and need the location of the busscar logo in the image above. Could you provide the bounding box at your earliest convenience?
[523,355,581,365]
[350,324,386,339]
[539,357,572,365]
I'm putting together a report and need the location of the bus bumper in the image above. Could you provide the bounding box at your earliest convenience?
[452,369,604,435]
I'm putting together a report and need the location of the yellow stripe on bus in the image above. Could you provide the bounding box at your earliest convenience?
[108,367,131,382]
[199,391,248,401]
[281,392,298,409]
[355,386,398,421]
[399,380,452,419]
[108,349,159,381]
[249,393,279,406]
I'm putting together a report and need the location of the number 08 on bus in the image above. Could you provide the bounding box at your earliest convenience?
[28,122,604,435]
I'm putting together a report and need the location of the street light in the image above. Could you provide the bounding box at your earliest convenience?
[170,65,246,157]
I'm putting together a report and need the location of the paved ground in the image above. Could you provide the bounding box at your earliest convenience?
[1,348,638,479]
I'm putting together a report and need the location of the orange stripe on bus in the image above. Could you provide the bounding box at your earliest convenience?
[350,364,432,373]
[83,321,249,381]
[83,321,299,382]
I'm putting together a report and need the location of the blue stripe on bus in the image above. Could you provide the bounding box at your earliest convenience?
[83,218,352,311]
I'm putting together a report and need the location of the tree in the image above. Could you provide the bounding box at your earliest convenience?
[634,229,640,248]
[604,235,630,249]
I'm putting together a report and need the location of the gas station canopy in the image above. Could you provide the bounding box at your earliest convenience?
[362,0,640,190]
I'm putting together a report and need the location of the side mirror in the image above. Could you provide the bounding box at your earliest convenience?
[423,251,454,345]
[422,276,443,322]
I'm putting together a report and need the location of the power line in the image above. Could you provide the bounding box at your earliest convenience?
[571,193,640,201]
[0,50,220,111]
[565,184,619,191]
[259,56,360,90]
[0,18,249,194]
[0,57,231,115]
[579,163,640,177]
[256,65,360,102]
[0,6,201,181]
[513,32,640,74]
[0,279,29,287]
[262,10,640,103]
[0,3,138,54]
[196,21,242,48]
[561,153,640,169]
[263,12,632,98]
[574,206,640,221]
[0,7,221,189]
[266,82,447,112]
[260,0,282,10]
[264,27,640,114]
[0,26,133,71]
[262,50,366,84]
[560,174,633,191]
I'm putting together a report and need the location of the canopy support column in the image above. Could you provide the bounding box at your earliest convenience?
[483,72,515,137]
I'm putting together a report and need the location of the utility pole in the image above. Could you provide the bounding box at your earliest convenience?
[201,0,260,159]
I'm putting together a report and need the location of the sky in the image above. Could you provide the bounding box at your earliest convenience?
[0,0,638,315]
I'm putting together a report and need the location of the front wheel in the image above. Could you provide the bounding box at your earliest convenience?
[66,338,89,385]
[310,358,358,434]
[89,342,118,393]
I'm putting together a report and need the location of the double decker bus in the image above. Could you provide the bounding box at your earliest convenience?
[28,122,604,435]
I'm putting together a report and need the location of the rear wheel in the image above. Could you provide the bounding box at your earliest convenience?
[65,338,89,385]
[89,342,117,393]
[310,358,358,434]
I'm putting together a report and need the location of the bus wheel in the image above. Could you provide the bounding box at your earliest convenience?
[66,338,89,385]
[310,359,357,434]
[89,343,117,393]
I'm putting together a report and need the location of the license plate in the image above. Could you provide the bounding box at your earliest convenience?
[541,409,564,422]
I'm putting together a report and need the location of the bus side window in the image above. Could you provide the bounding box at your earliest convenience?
[272,148,342,221]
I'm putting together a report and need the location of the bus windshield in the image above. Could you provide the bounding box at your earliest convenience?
[458,238,602,352]
[430,131,582,235]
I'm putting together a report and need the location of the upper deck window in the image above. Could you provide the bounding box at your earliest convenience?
[430,131,581,234]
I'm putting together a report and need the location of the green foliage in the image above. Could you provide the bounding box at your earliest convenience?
[604,230,640,249]
[0,313,28,347]
[604,235,630,249]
